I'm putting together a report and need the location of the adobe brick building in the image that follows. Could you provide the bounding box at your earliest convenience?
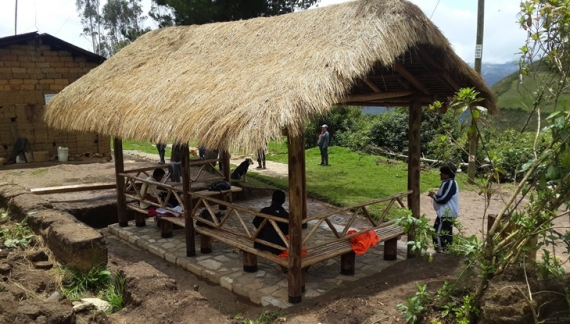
[0,32,109,163]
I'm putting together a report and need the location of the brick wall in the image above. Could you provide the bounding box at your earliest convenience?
[0,41,110,162]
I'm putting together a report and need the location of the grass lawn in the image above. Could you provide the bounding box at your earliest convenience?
[113,138,473,219]
[248,140,466,219]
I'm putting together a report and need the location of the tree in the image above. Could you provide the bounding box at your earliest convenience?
[149,0,320,26]
[76,0,103,54]
[397,1,570,322]
[76,0,151,57]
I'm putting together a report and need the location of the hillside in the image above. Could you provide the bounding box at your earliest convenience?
[491,62,570,130]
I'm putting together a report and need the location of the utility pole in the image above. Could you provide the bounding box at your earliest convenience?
[15,0,18,35]
[468,0,485,183]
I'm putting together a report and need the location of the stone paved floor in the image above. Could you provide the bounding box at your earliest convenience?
[108,196,408,308]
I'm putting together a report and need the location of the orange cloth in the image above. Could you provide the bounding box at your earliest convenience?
[347,229,379,255]
[277,235,307,258]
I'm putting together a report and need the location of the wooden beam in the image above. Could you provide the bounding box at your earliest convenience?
[416,47,461,91]
[113,137,128,227]
[287,132,305,304]
[393,62,430,94]
[31,183,116,195]
[407,101,422,258]
[337,91,413,104]
[182,144,196,257]
[363,78,382,93]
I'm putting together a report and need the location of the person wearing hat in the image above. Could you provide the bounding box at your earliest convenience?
[317,124,330,166]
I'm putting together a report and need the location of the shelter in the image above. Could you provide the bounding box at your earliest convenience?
[0,32,108,163]
[43,0,496,303]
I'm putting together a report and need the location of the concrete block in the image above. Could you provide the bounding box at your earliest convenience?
[32,151,49,162]
[45,221,107,272]
[8,193,52,221]
[185,261,202,276]
[220,276,233,291]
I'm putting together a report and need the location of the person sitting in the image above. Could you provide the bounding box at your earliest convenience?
[252,190,289,254]
[140,168,166,209]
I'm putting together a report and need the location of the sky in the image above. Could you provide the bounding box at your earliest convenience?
[0,0,526,65]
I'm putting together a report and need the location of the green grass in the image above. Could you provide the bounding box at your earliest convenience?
[30,168,48,176]
[110,138,202,158]
[62,265,112,301]
[256,140,447,219]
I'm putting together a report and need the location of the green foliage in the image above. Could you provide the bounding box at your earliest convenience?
[397,284,431,324]
[260,145,441,218]
[110,138,173,158]
[240,310,283,324]
[76,0,150,57]
[150,0,318,26]
[0,219,35,248]
[101,271,125,313]
[62,266,112,300]
[395,212,435,257]
[536,250,566,280]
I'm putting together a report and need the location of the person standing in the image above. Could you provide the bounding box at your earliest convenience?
[156,143,167,165]
[257,145,266,169]
[317,124,330,166]
[428,165,459,252]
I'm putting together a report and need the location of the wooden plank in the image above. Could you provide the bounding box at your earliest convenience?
[336,90,413,104]
[393,62,431,95]
[287,132,305,304]
[407,100,421,258]
[31,182,115,195]
[114,137,128,227]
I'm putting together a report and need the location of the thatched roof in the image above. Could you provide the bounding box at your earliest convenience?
[44,0,496,151]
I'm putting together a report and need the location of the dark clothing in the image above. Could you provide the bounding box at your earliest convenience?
[168,162,182,182]
[257,148,266,168]
[253,204,289,255]
[317,131,330,165]
[433,216,453,251]
[156,143,166,163]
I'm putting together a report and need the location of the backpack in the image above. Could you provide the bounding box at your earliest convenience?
[196,209,223,228]
[208,180,231,191]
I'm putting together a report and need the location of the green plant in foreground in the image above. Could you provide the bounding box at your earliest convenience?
[62,266,112,300]
[241,310,283,324]
[397,284,431,324]
[0,219,35,248]
[101,271,125,313]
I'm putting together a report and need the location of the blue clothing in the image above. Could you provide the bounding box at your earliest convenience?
[432,178,459,218]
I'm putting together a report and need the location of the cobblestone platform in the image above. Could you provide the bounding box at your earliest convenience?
[108,196,408,308]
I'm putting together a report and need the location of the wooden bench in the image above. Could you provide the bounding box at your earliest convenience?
[143,186,243,238]
[195,221,404,277]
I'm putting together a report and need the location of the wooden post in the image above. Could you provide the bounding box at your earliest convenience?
[407,101,421,258]
[287,132,305,304]
[340,252,355,275]
[182,144,196,257]
[384,238,398,260]
[220,149,231,210]
[200,234,212,254]
[243,251,258,272]
[113,137,128,227]
[302,154,308,230]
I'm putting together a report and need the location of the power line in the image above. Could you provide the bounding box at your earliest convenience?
[429,0,441,19]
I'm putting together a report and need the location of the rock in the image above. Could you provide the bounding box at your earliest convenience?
[0,158,6,166]
[26,250,49,262]
[0,250,9,259]
[72,301,94,313]
[47,291,64,302]
[81,298,111,312]
[33,261,53,270]
[88,311,110,324]
[35,315,48,324]
[0,263,11,275]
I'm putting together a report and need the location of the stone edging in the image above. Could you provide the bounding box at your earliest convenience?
[107,223,289,307]
[0,183,107,272]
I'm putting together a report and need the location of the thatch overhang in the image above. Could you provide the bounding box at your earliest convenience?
[43,0,496,151]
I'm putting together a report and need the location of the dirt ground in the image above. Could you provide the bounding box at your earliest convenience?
[1,152,569,323]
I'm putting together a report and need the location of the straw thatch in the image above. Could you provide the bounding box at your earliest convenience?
[44,0,496,151]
